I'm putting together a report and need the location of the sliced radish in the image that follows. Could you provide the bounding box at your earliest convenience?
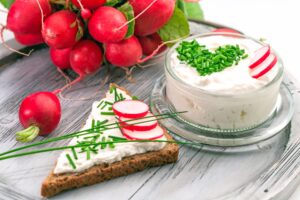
[120,113,158,131]
[122,126,164,140]
[250,53,277,79]
[113,100,149,118]
[249,45,271,69]
[212,28,240,34]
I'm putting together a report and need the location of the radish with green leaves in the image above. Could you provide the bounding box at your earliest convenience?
[16,92,61,142]
[129,0,175,36]
[105,36,142,67]
[54,40,103,94]
[42,10,84,49]
[88,6,128,43]
[50,48,72,69]
[7,0,52,34]
[71,0,105,10]
[14,32,44,46]
[138,33,166,55]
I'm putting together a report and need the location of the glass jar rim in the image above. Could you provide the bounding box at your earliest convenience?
[165,32,284,97]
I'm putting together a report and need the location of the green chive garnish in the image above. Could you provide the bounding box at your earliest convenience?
[66,153,76,169]
[71,147,78,160]
[176,40,248,76]
[97,101,104,108]
[101,112,115,116]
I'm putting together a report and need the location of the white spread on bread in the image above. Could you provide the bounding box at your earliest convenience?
[54,88,166,174]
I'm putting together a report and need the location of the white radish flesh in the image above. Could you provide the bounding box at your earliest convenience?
[249,45,271,69]
[120,113,158,131]
[250,53,277,79]
[113,100,149,118]
[122,125,164,140]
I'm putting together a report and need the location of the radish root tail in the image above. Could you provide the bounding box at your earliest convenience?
[0,24,34,56]
[56,68,71,85]
[53,76,84,95]
[59,67,112,101]
[122,66,136,83]
[35,0,45,30]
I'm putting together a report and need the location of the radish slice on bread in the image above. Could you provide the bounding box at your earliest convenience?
[122,126,164,140]
[120,113,158,131]
[113,100,149,118]
[250,53,277,79]
[249,45,271,69]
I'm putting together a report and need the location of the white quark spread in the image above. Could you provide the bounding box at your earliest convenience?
[170,36,278,94]
[54,88,166,174]
[166,35,282,130]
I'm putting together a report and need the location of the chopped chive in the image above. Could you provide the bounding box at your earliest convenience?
[66,153,76,169]
[100,119,109,125]
[109,142,115,149]
[108,135,128,141]
[101,137,107,149]
[101,112,115,116]
[71,147,78,160]
[100,102,107,110]
[86,149,91,160]
[105,101,113,105]
[97,101,104,108]
[132,96,139,100]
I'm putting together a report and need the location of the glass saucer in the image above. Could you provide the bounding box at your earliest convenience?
[150,76,294,151]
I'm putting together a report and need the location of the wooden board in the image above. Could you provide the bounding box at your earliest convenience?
[0,21,300,200]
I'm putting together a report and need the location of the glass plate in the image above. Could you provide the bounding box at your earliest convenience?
[150,76,294,151]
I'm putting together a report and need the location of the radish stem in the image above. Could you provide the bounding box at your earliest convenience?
[16,125,40,142]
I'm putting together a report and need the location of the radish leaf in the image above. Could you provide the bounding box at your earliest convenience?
[118,2,135,38]
[184,1,204,20]
[0,0,14,8]
[158,8,190,47]
[105,0,122,6]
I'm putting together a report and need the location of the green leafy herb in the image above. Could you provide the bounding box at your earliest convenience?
[118,2,135,38]
[101,112,115,116]
[66,154,76,169]
[158,8,190,47]
[97,101,104,108]
[132,96,139,100]
[71,147,78,160]
[176,40,248,76]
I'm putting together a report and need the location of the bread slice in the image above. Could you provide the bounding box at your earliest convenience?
[41,83,179,198]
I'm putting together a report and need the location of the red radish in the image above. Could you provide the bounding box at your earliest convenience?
[7,0,51,34]
[122,125,164,140]
[42,10,84,49]
[105,36,142,67]
[16,92,61,142]
[71,0,105,10]
[53,40,103,94]
[250,53,277,79]
[249,45,271,69]
[138,33,166,56]
[129,0,175,36]
[81,8,92,19]
[120,113,158,131]
[113,100,149,118]
[50,47,72,69]
[88,6,128,43]
[212,28,241,34]
[14,32,44,46]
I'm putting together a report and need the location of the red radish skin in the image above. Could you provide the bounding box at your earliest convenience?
[16,92,61,142]
[250,53,277,79]
[42,10,83,49]
[105,36,142,67]
[119,113,158,131]
[53,40,103,94]
[129,0,175,36]
[249,45,271,69]
[14,32,44,46]
[138,33,167,56]
[113,100,149,118]
[7,0,51,34]
[72,0,105,10]
[50,47,72,69]
[81,8,92,19]
[88,6,128,43]
[122,126,164,140]
[212,28,241,34]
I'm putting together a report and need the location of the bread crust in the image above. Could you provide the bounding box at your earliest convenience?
[41,83,179,198]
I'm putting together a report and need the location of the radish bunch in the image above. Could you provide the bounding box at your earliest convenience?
[113,100,164,140]
[2,0,194,141]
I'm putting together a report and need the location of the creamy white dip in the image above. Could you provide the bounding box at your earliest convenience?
[166,35,282,130]
[170,36,278,94]
[54,89,166,174]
